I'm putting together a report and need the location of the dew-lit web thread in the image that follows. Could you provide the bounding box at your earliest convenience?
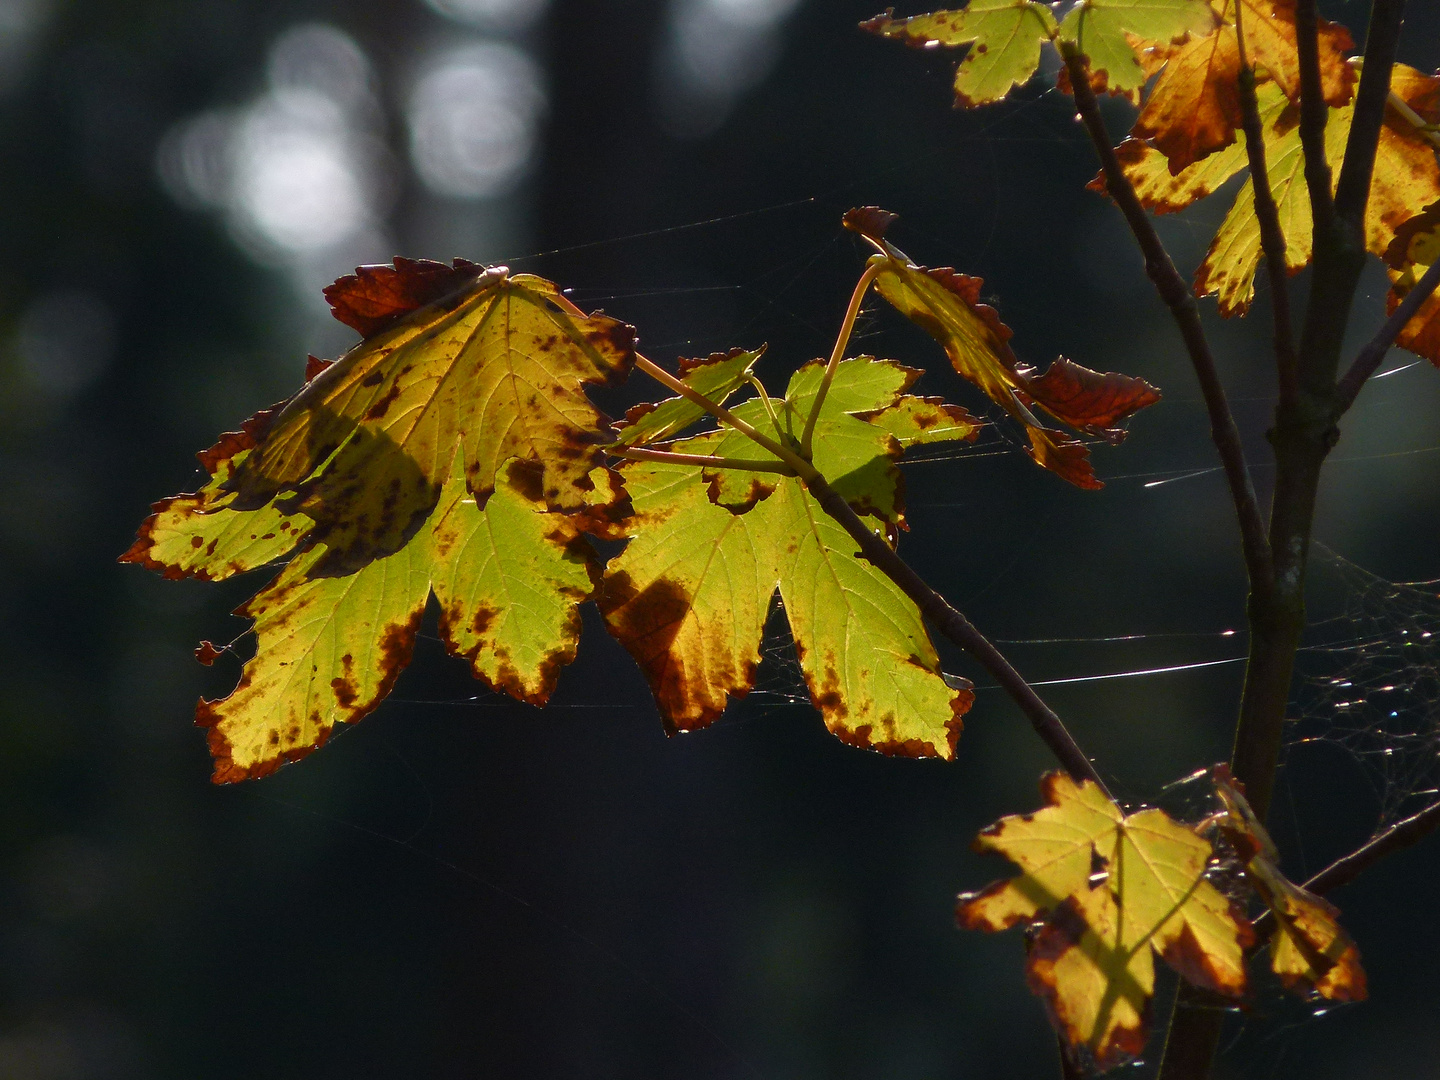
[1289,550,1440,831]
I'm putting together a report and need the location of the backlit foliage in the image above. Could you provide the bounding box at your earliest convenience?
[122,0,1440,1059]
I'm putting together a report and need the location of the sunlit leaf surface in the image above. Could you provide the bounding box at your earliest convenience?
[601,358,976,752]
[958,773,1252,1068]
[861,1,1060,107]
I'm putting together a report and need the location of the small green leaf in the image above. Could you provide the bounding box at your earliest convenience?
[1059,0,1215,99]
[862,1,1060,107]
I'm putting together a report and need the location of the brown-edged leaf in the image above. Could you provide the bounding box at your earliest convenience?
[1131,0,1355,171]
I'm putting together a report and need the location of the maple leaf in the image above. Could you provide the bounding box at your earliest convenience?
[958,773,1253,1069]
[221,260,634,574]
[1057,0,1217,102]
[1385,199,1440,366]
[1104,65,1440,315]
[860,1,1060,107]
[197,456,600,782]
[1130,0,1355,171]
[124,260,630,780]
[600,357,976,750]
[1212,768,1367,1001]
[843,208,1161,488]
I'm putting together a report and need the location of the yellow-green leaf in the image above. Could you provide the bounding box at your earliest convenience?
[600,453,972,755]
[1059,0,1216,100]
[224,263,634,573]
[120,410,314,581]
[861,1,1060,107]
[430,461,599,705]
[958,773,1252,1068]
[199,530,432,784]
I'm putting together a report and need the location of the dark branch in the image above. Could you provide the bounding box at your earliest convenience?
[1061,46,1273,591]
[803,472,1111,798]
[1234,43,1299,401]
[1333,0,1407,228]
[1335,257,1440,411]
[1295,0,1336,235]
[1253,799,1440,939]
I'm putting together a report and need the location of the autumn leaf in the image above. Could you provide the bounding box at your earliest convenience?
[124,260,630,781]
[1057,0,1216,102]
[1104,65,1440,315]
[1386,207,1440,365]
[958,773,1253,1068]
[600,357,976,751]
[221,260,634,574]
[196,455,600,782]
[843,208,1161,488]
[1212,767,1367,1001]
[860,1,1060,107]
[120,405,315,582]
[1130,0,1355,171]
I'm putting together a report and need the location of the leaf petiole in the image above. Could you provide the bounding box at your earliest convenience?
[633,353,820,481]
[745,374,787,440]
[610,446,795,474]
[800,260,883,459]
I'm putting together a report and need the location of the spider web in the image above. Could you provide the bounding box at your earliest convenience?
[1289,548,1440,831]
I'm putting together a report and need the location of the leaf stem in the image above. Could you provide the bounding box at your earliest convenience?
[1234,3,1299,404]
[803,470,1111,798]
[1061,44,1272,591]
[801,261,883,458]
[1295,0,1336,237]
[1388,87,1440,151]
[1335,257,1440,412]
[610,446,795,473]
[746,374,786,440]
[634,354,819,480]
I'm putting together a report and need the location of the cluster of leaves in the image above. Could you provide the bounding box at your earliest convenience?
[865,0,1440,361]
[122,216,1157,781]
[958,769,1365,1069]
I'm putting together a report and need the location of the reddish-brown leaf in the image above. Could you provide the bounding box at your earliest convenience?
[1021,357,1162,444]
[323,256,487,337]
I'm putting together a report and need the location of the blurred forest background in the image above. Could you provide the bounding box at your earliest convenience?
[2,0,1440,1077]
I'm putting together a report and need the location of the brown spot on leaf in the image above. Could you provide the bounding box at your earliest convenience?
[305,354,334,381]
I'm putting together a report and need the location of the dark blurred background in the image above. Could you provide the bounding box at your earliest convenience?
[2,0,1439,1077]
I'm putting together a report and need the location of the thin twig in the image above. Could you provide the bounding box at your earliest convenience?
[1062,45,1273,590]
[1335,257,1440,412]
[802,261,882,457]
[1234,4,1299,403]
[804,471,1112,797]
[1252,799,1440,940]
[611,446,795,473]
